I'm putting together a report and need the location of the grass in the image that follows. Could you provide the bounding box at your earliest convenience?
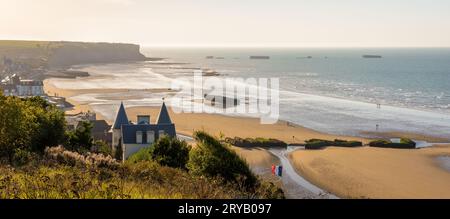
[0,161,247,199]
[0,145,284,199]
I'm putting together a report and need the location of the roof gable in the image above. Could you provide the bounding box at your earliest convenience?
[156,102,172,124]
[113,102,129,129]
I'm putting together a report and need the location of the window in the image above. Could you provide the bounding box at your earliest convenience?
[147,131,155,144]
[136,131,143,144]
[159,130,165,137]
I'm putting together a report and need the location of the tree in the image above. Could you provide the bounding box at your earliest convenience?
[149,136,191,169]
[65,121,94,152]
[92,140,113,157]
[23,97,66,153]
[0,96,34,162]
[127,136,191,170]
[187,131,257,188]
[114,140,123,161]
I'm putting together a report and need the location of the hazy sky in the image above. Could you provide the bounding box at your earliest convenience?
[1,0,450,47]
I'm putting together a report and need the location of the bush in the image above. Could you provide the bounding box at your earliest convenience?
[149,136,191,169]
[0,160,262,199]
[12,148,35,166]
[305,139,363,150]
[127,136,191,170]
[400,138,417,147]
[115,141,123,161]
[45,146,119,169]
[91,140,113,157]
[127,147,152,164]
[24,97,66,153]
[187,131,257,188]
[0,95,67,163]
[225,137,287,148]
[369,138,416,149]
[65,121,94,152]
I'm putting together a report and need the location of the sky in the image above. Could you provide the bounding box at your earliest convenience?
[1,0,450,47]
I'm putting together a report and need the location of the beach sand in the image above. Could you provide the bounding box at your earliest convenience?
[233,146,281,183]
[124,106,368,144]
[289,145,450,199]
[44,78,450,199]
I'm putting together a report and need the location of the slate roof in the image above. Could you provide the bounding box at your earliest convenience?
[90,120,112,134]
[121,124,176,144]
[113,102,129,129]
[156,102,172,124]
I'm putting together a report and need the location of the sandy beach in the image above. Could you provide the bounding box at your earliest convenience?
[44,78,450,199]
[289,145,450,198]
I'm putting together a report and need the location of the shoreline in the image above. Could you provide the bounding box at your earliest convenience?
[43,70,450,199]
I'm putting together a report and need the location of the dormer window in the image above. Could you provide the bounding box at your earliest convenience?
[136,131,143,144]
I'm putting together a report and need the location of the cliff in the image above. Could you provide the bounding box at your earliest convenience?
[47,42,147,67]
[0,40,148,71]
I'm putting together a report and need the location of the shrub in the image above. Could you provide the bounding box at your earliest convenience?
[12,148,35,166]
[369,138,416,149]
[400,138,417,147]
[91,140,113,157]
[24,97,66,153]
[0,96,34,162]
[225,137,287,148]
[305,139,363,149]
[65,121,94,152]
[149,136,191,169]
[45,146,119,169]
[127,136,191,170]
[187,131,257,188]
[127,147,152,164]
[115,141,123,161]
[0,160,257,199]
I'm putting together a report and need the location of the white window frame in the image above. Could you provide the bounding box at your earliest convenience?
[147,131,155,144]
[136,131,143,144]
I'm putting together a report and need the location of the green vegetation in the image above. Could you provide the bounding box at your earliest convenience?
[0,95,66,163]
[369,138,416,149]
[225,137,287,148]
[0,40,145,75]
[0,93,283,199]
[65,121,94,152]
[0,157,245,199]
[305,139,363,150]
[188,131,258,188]
[91,140,113,157]
[128,136,191,170]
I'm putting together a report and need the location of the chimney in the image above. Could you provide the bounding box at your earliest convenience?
[137,115,150,124]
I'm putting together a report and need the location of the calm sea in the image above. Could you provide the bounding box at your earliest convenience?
[49,48,450,140]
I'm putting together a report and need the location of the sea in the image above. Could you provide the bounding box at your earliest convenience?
[47,47,450,140]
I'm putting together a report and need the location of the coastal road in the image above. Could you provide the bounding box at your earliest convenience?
[268,147,339,199]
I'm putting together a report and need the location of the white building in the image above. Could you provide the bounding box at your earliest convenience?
[0,74,44,97]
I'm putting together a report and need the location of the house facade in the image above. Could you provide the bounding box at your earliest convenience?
[112,102,176,160]
[1,74,44,97]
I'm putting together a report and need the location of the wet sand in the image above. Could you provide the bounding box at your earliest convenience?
[44,78,450,199]
[289,145,450,199]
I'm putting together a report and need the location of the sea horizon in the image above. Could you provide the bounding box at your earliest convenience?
[45,47,450,141]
